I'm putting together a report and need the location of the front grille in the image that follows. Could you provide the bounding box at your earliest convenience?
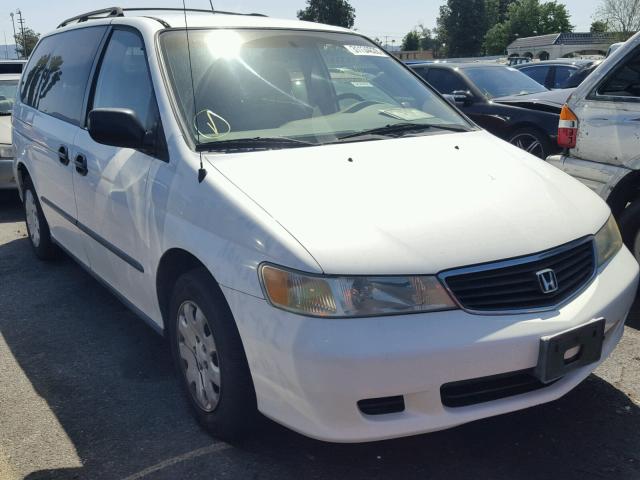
[441,369,553,408]
[441,238,595,312]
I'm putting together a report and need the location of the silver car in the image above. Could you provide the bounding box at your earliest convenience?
[547,31,640,261]
[0,73,19,189]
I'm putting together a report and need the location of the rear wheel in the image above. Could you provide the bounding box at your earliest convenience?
[23,177,57,260]
[619,201,640,263]
[168,268,259,440]
[508,128,552,159]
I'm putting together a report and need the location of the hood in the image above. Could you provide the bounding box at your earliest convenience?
[493,88,575,112]
[0,115,11,145]
[207,130,609,275]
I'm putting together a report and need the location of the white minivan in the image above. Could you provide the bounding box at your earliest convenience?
[12,8,639,443]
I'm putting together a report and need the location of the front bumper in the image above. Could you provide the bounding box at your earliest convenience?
[223,247,639,443]
[0,158,16,189]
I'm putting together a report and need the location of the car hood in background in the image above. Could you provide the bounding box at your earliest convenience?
[206,130,608,275]
[493,88,575,112]
[0,115,11,145]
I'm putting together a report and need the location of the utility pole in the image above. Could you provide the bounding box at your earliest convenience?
[9,12,18,59]
[16,9,27,59]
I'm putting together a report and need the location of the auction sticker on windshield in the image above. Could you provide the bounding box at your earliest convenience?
[344,45,386,57]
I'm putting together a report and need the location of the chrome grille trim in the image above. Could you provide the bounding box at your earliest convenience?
[438,236,597,315]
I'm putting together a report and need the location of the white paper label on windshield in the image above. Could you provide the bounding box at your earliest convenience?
[379,108,434,121]
[344,45,387,57]
[351,81,373,87]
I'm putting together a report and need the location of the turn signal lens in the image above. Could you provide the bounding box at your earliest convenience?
[259,265,457,318]
[558,104,578,149]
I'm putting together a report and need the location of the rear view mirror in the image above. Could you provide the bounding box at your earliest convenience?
[88,108,146,149]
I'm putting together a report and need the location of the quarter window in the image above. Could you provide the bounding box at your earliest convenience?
[20,27,107,125]
[91,29,157,131]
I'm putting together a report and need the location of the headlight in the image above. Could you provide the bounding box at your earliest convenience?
[259,264,457,318]
[0,144,15,159]
[595,215,623,267]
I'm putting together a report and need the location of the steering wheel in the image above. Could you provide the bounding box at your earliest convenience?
[337,92,366,110]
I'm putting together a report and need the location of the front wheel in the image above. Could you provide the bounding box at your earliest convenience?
[168,268,259,440]
[508,128,552,160]
[619,201,640,263]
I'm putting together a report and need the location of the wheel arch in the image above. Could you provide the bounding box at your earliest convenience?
[607,169,640,218]
[156,248,232,330]
[16,161,31,198]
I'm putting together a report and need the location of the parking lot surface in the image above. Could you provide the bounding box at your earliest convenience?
[1,190,639,480]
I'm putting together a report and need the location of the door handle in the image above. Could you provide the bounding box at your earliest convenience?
[74,154,88,176]
[58,145,70,166]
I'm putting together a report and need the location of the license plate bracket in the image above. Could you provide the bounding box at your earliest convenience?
[534,318,605,384]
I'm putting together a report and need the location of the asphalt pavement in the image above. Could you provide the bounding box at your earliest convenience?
[1,189,639,480]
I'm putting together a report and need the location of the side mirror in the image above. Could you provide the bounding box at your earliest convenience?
[452,90,473,106]
[88,108,146,149]
[443,94,457,106]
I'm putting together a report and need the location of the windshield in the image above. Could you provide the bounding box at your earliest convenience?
[0,79,19,115]
[159,29,472,150]
[464,66,547,99]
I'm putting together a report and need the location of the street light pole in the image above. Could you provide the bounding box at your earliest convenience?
[16,9,27,59]
[9,12,18,59]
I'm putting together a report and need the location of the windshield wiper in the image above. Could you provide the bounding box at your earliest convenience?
[196,136,315,152]
[336,122,469,141]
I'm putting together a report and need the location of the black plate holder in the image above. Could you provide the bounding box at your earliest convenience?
[534,318,605,385]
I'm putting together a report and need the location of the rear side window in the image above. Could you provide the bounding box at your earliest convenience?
[0,63,23,74]
[425,69,467,94]
[598,49,640,99]
[20,26,107,125]
[553,66,576,88]
[520,65,549,86]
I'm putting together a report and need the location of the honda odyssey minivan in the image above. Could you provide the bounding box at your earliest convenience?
[12,7,639,442]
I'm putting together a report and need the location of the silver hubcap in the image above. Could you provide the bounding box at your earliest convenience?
[25,190,41,248]
[177,301,221,412]
[510,133,545,159]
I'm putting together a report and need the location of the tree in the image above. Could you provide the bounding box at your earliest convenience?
[297,0,356,28]
[401,30,421,51]
[15,27,40,58]
[436,0,488,57]
[595,0,640,37]
[590,20,609,32]
[483,0,573,55]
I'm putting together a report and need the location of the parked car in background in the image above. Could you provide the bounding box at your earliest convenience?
[514,59,593,90]
[410,62,562,158]
[0,73,19,189]
[560,60,604,88]
[12,7,639,443]
[548,31,640,261]
[508,57,531,66]
[0,60,26,74]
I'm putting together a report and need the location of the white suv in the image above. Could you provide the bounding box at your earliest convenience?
[12,8,639,442]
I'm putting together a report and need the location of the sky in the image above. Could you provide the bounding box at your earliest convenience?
[1,0,602,51]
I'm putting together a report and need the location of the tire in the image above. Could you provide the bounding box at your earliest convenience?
[23,176,58,260]
[619,201,640,263]
[508,127,553,160]
[168,268,259,440]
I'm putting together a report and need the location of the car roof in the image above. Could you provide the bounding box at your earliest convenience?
[411,62,510,70]
[515,59,592,67]
[52,8,350,36]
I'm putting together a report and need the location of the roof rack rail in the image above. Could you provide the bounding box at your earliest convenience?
[58,7,124,28]
[57,6,267,29]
